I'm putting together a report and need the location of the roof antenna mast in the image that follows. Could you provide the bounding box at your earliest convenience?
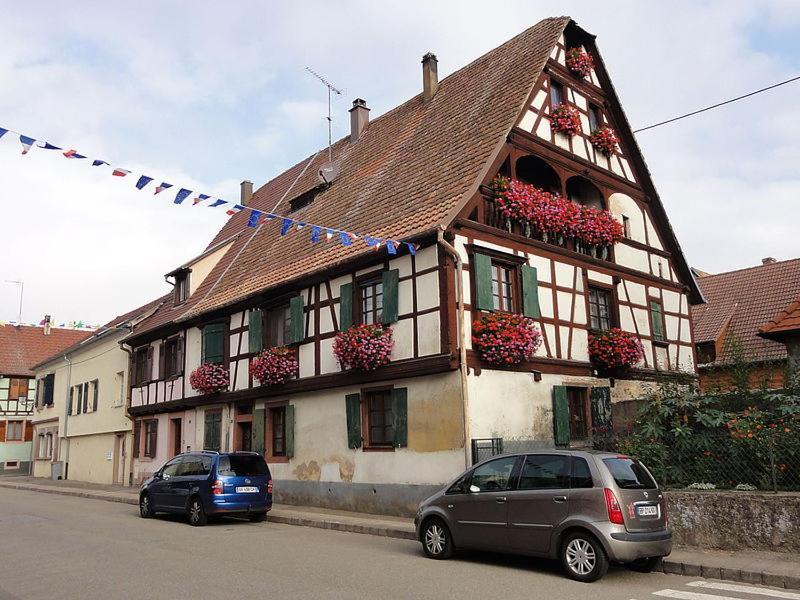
[306,66,343,163]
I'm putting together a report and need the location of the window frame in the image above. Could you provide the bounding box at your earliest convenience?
[468,455,521,493]
[467,246,527,316]
[162,336,183,379]
[5,420,24,442]
[587,284,617,331]
[550,78,564,107]
[588,103,602,132]
[134,346,150,386]
[173,270,190,306]
[650,299,667,345]
[263,302,292,349]
[566,387,591,441]
[361,386,395,451]
[355,272,384,326]
[270,405,287,457]
[516,453,572,491]
[143,419,158,458]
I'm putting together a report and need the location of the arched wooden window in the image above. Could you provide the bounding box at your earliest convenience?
[566,176,604,210]
[515,156,561,194]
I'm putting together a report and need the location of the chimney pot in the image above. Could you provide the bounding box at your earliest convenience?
[349,98,370,143]
[422,52,439,100]
[44,314,51,336]
[762,257,777,265]
[240,180,253,206]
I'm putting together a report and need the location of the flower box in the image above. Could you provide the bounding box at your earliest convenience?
[189,362,229,394]
[250,346,298,386]
[333,324,394,371]
[588,328,643,370]
[566,48,594,78]
[472,312,542,367]
[550,104,582,136]
[590,126,619,155]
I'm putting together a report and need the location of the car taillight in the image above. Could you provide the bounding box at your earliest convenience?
[212,479,224,495]
[267,480,273,494]
[604,488,624,525]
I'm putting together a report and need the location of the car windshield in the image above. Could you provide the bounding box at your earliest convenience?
[217,455,269,477]
[602,457,657,490]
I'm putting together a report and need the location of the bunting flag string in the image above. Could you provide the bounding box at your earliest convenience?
[0,122,420,257]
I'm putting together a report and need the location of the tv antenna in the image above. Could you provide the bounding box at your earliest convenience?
[306,66,343,163]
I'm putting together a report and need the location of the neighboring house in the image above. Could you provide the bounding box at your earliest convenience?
[0,324,89,474]
[31,300,162,483]
[691,258,800,391]
[123,17,701,514]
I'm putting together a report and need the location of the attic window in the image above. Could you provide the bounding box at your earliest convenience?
[696,342,716,364]
[174,270,189,305]
[588,104,602,131]
[289,183,329,213]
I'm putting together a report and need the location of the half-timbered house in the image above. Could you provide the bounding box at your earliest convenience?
[123,17,702,514]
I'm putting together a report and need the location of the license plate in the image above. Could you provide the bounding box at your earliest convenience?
[637,505,658,517]
[235,486,259,493]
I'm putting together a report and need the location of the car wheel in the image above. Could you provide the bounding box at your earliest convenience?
[188,497,207,527]
[561,531,609,583]
[139,493,154,518]
[249,512,267,523]
[421,518,454,559]
[628,556,663,573]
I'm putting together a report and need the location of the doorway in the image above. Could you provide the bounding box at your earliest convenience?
[566,387,590,442]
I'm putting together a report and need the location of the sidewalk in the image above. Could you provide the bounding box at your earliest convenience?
[1,477,797,589]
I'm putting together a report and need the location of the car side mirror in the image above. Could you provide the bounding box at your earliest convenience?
[153,469,162,479]
[469,484,480,493]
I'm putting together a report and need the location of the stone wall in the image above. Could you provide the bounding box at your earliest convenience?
[666,490,800,552]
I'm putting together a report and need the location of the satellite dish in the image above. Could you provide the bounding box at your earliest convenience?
[318,161,340,184]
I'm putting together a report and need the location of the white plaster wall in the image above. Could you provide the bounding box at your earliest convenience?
[392,318,414,361]
[608,193,646,244]
[418,311,441,356]
[614,244,650,274]
[188,242,233,295]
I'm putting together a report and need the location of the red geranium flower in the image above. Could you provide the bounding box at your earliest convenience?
[588,328,643,369]
[472,312,542,367]
[189,362,230,394]
[566,48,594,78]
[590,126,619,155]
[333,324,394,371]
[550,104,582,137]
[250,346,298,386]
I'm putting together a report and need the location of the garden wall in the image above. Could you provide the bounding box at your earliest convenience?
[666,490,800,552]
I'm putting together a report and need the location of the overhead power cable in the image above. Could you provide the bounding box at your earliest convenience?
[633,74,800,133]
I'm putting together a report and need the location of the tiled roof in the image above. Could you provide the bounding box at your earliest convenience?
[691,258,800,365]
[759,297,800,339]
[0,326,91,377]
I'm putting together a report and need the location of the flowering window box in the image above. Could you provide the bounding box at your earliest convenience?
[333,324,394,371]
[590,126,619,155]
[550,104,582,137]
[588,328,643,370]
[189,362,230,394]
[250,346,298,386]
[565,48,594,78]
[472,312,542,367]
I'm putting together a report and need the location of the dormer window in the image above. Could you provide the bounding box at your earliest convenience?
[289,183,329,213]
[174,270,189,305]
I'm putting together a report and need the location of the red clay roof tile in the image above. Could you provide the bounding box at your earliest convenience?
[0,326,92,377]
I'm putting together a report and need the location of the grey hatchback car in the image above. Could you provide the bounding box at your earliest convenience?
[414,450,671,582]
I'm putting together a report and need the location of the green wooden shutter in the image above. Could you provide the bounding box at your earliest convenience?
[392,387,408,448]
[67,386,74,415]
[92,379,99,412]
[521,265,541,318]
[345,393,362,449]
[590,386,612,437]
[158,342,165,379]
[552,386,570,447]
[202,323,225,364]
[382,269,400,324]
[204,411,221,452]
[76,385,82,415]
[248,309,263,354]
[285,404,295,459]
[339,283,353,331]
[650,301,665,341]
[252,408,265,455]
[289,296,305,344]
[473,253,494,311]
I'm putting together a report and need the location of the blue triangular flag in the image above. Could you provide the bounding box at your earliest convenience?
[0,127,7,139]
[135,176,153,190]
[209,199,227,208]
[20,135,35,154]
[310,225,321,243]
[247,210,263,228]
[92,159,109,166]
[339,231,353,246]
[280,218,293,236]
[364,236,380,248]
[39,142,62,150]
[386,240,397,255]
[174,188,192,204]
[405,242,417,256]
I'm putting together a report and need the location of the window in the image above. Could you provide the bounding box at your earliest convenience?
[566,176,604,211]
[174,271,189,305]
[162,337,183,378]
[650,301,666,342]
[567,387,590,440]
[588,286,614,331]
[270,406,286,456]
[571,457,594,488]
[470,455,517,492]
[144,419,158,458]
[201,323,226,364]
[134,347,150,385]
[515,155,561,193]
[161,457,182,478]
[171,418,182,457]
[492,262,515,312]
[517,454,571,490]
[178,455,212,476]
[550,79,564,106]
[588,104,602,132]
[622,215,631,238]
[217,454,269,476]
[365,389,393,447]
[359,277,383,325]
[114,371,125,407]
[6,420,23,441]
[42,374,55,407]
[265,304,291,348]
[602,457,657,490]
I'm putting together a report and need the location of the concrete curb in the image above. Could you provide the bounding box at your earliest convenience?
[1,481,795,588]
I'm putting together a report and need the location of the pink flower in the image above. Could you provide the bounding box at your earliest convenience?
[189,363,230,394]
[588,328,643,369]
[565,48,594,78]
[550,104,582,137]
[333,324,394,371]
[589,126,619,155]
[472,312,542,367]
[250,346,298,386]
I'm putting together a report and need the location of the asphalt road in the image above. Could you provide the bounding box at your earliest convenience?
[0,488,796,600]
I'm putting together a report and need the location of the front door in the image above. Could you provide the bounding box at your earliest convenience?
[507,454,571,554]
[449,455,519,550]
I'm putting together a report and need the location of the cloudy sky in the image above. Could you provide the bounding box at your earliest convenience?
[1,1,799,325]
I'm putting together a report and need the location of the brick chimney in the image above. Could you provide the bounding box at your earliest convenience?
[422,52,438,100]
[240,180,253,206]
[43,314,51,336]
[349,98,370,143]
[762,257,777,265]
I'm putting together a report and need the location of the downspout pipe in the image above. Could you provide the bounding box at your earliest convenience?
[436,227,471,469]
[119,336,135,487]
[61,353,72,479]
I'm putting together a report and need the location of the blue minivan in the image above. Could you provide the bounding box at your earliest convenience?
[139,451,273,526]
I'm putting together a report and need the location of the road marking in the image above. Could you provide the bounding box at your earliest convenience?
[654,589,751,600]
[687,581,800,600]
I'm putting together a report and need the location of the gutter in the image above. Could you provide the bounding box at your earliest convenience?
[61,353,73,478]
[436,227,471,469]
